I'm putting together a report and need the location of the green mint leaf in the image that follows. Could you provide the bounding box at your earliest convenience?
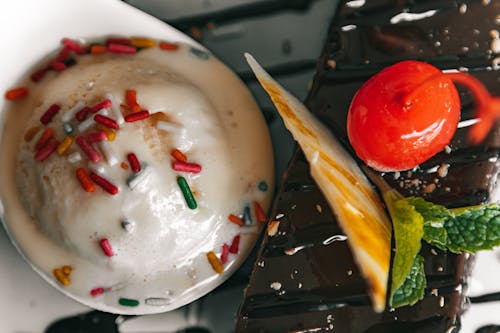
[389,255,426,308]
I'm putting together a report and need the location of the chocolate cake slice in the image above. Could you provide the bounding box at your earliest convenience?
[236,1,500,332]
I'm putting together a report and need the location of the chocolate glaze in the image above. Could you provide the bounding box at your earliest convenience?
[237,0,500,332]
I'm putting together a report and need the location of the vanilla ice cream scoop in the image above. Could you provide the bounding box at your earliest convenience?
[0,39,274,314]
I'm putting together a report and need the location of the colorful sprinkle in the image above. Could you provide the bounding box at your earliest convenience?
[207,251,223,274]
[125,89,141,112]
[105,93,125,125]
[75,106,91,122]
[121,162,129,170]
[99,238,114,257]
[53,267,71,286]
[34,127,54,150]
[90,172,118,195]
[108,43,137,54]
[177,176,197,209]
[124,110,150,122]
[90,45,107,55]
[243,205,253,225]
[172,161,202,174]
[5,87,28,100]
[258,180,269,192]
[94,114,119,130]
[62,265,72,275]
[145,297,172,306]
[228,214,244,227]
[127,153,141,173]
[55,47,71,62]
[76,136,101,163]
[189,47,209,60]
[121,220,134,232]
[63,122,74,135]
[171,149,188,162]
[220,243,229,264]
[40,104,61,125]
[76,168,96,192]
[126,165,151,190]
[24,126,41,142]
[90,287,105,297]
[61,38,86,54]
[253,201,267,223]
[229,235,240,254]
[106,37,130,45]
[67,152,82,163]
[49,60,66,71]
[99,140,119,166]
[267,221,280,237]
[87,131,108,143]
[56,136,73,155]
[119,297,140,307]
[90,99,112,113]
[159,41,179,51]
[31,68,48,82]
[35,139,59,162]
[157,121,184,132]
[106,130,116,141]
[130,37,156,48]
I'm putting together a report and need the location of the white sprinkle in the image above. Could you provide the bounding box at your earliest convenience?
[157,121,184,133]
[62,101,85,122]
[67,152,82,163]
[105,92,125,125]
[323,234,348,245]
[270,282,282,290]
[275,213,285,219]
[127,165,152,190]
[439,296,445,307]
[390,10,437,24]
[145,297,172,306]
[298,282,302,288]
[257,260,265,267]
[341,24,357,31]
[88,162,106,175]
[99,140,118,166]
[489,156,498,163]
[458,118,480,128]
[86,81,95,90]
[346,0,365,8]
[78,108,108,132]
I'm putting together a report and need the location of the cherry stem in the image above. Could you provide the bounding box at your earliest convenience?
[402,71,500,144]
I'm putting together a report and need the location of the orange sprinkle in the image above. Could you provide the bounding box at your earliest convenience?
[53,268,70,286]
[125,89,141,112]
[228,214,244,226]
[57,136,73,155]
[171,149,187,162]
[159,41,179,51]
[62,265,73,275]
[34,128,54,150]
[121,162,129,170]
[130,37,156,48]
[76,168,96,192]
[91,45,107,55]
[253,201,267,223]
[207,251,223,274]
[24,126,41,142]
[5,87,28,100]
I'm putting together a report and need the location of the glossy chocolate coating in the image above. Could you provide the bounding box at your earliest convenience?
[236,0,499,332]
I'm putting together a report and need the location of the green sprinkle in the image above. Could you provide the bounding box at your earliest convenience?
[119,297,139,307]
[258,180,268,192]
[177,176,197,209]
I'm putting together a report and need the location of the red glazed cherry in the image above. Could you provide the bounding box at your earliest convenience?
[347,60,500,171]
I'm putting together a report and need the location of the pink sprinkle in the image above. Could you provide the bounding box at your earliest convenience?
[108,43,137,54]
[55,47,71,62]
[61,38,86,54]
[75,107,91,122]
[127,153,141,173]
[76,136,101,163]
[220,243,229,264]
[94,114,119,130]
[99,238,114,257]
[90,172,119,195]
[40,104,61,125]
[35,140,59,162]
[87,131,107,143]
[90,99,112,113]
[229,235,240,254]
[172,161,202,174]
[90,287,105,297]
[49,60,66,71]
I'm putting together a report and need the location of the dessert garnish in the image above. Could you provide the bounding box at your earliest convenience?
[246,53,392,312]
[348,60,500,172]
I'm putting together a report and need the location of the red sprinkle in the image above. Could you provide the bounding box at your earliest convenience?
[229,235,240,254]
[90,45,107,55]
[90,99,112,113]
[220,243,229,264]
[253,201,267,223]
[76,136,101,163]
[99,238,114,257]
[127,153,141,173]
[228,214,244,227]
[159,41,179,51]
[35,140,59,162]
[75,106,91,122]
[49,60,67,71]
[125,89,141,112]
[31,68,48,82]
[94,114,119,130]
[35,128,54,150]
[106,37,130,45]
[40,104,61,125]
[172,161,202,174]
[87,131,108,143]
[124,110,149,122]
[55,47,71,62]
[76,168,96,192]
[90,287,105,297]
[108,43,137,54]
[171,149,188,162]
[61,38,86,54]
[5,87,28,100]
[90,172,119,195]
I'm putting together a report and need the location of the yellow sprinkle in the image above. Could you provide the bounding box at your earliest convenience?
[206,251,223,274]
[62,265,73,275]
[53,268,70,286]
[107,130,116,141]
[57,136,73,155]
[130,37,156,48]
